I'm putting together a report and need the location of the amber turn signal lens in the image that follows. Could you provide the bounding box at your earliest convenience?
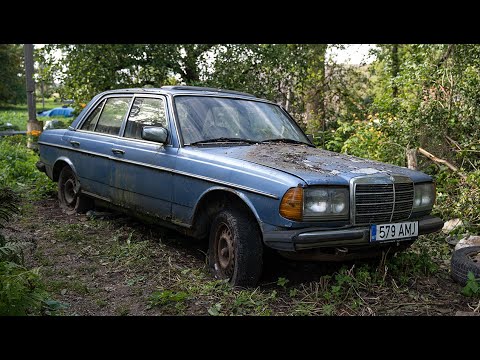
[279,187,303,221]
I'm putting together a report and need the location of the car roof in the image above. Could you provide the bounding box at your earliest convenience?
[100,86,262,100]
[70,86,278,130]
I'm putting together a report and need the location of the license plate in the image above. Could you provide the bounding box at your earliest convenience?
[370,221,418,242]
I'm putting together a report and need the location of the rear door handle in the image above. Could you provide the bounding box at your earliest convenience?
[111,148,125,155]
[70,141,80,147]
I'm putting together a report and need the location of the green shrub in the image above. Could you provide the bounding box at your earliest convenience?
[0,261,49,316]
[0,135,56,200]
[461,272,480,297]
[0,185,21,261]
[434,170,480,233]
[326,116,405,166]
[0,185,54,316]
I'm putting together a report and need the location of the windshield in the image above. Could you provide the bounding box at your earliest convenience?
[174,96,310,145]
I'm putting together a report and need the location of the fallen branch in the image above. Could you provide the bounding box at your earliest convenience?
[445,135,478,171]
[445,135,462,151]
[418,147,467,179]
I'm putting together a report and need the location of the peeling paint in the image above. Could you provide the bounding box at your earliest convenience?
[351,168,383,174]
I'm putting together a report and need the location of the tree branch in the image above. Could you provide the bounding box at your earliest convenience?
[436,44,455,69]
[418,147,466,179]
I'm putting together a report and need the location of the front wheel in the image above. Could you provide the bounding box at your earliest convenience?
[58,166,93,215]
[208,209,263,287]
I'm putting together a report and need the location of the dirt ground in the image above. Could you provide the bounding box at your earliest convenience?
[5,197,479,316]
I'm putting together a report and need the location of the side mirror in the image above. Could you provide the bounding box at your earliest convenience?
[142,126,168,143]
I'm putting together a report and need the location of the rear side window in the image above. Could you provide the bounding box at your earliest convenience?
[95,97,131,135]
[124,97,168,140]
[81,100,104,131]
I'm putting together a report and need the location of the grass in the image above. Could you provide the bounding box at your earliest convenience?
[46,279,91,296]
[0,99,74,130]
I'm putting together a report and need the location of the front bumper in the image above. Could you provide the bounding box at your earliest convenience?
[263,215,444,251]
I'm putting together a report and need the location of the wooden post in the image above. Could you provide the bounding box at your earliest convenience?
[40,62,45,112]
[24,44,43,150]
[406,148,418,170]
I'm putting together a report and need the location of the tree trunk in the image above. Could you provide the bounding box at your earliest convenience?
[391,44,399,98]
[285,85,292,112]
[305,44,327,135]
[406,148,417,169]
[24,44,43,150]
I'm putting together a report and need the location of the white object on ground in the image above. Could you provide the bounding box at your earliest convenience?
[454,235,480,251]
[442,218,463,234]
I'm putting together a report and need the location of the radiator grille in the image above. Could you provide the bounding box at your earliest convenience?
[354,181,413,224]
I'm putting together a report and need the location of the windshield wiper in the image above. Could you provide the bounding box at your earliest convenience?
[260,138,314,147]
[187,137,257,146]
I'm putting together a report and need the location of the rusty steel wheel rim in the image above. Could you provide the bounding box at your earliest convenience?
[215,222,235,278]
[63,176,76,208]
[468,250,480,263]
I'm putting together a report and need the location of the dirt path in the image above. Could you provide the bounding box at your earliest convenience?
[5,197,477,316]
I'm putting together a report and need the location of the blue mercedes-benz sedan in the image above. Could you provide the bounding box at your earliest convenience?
[36,86,444,286]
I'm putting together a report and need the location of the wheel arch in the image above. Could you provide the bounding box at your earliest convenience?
[52,157,77,182]
[189,187,263,240]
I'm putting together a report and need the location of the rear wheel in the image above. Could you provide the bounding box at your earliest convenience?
[58,166,93,215]
[208,209,263,287]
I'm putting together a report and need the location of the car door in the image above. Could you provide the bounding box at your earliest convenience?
[109,95,177,220]
[65,95,132,201]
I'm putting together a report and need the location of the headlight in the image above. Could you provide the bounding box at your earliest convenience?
[412,182,435,211]
[304,188,349,220]
[279,186,349,221]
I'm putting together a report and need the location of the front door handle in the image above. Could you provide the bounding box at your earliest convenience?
[111,148,125,155]
[70,141,80,147]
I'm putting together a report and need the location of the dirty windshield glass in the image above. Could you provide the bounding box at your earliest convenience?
[174,96,309,145]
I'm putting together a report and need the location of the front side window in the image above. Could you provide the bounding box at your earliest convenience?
[174,96,309,145]
[124,97,168,140]
[94,97,131,135]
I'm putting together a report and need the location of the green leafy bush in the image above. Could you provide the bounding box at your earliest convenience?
[0,185,54,316]
[0,185,21,257]
[0,261,49,316]
[326,115,407,167]
[0,135,56,200]
[434,170,480,233]
[461,271,480,297]
[0,236,31,265]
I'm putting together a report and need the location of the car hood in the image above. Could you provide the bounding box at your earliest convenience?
[191,143,432,185]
